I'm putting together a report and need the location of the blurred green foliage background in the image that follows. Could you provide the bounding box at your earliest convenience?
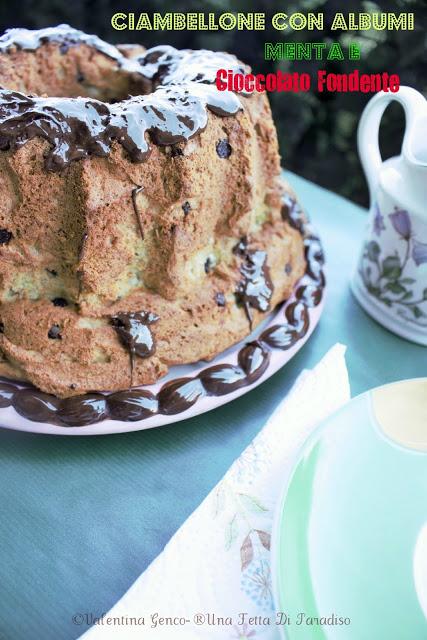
[0,0,425,206]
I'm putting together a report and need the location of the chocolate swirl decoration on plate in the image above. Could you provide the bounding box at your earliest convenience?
[0,195,326,428]
[0,26,245,170]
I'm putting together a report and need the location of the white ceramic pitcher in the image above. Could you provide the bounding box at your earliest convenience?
[352,86,427,346]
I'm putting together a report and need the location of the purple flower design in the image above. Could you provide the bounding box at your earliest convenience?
[373,204,386,236]
[412,239,427,266]
[389,208,411,240]
[360,204,427,326]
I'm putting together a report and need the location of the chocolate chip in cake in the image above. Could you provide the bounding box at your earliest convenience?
[170,145,184,157]
[46,269,58,277]
[216,139,232,159]
[233,236,248,256]
[285,263,292,275]
[215,292,226,307]
[0,322,4,333]
[182,201,191,216]
[52,297,69,307]
[70,384,77,390]
[59,41,70,55]
[48,324,62,340]
[0,229,13,245]
[204,257,214,274]
[77,71,85,83]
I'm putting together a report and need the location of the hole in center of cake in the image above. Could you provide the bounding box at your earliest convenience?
[4,44,151,103]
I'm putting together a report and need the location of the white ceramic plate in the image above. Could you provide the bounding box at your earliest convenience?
[0,271,324,436]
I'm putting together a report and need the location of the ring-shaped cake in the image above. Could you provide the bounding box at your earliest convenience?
[0,25,311,400]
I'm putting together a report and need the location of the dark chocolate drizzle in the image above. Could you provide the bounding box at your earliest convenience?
[137,45,247,86]
[234,238,273,328]
[215,292,226,307]
[111,312,158,359]
[0,24,125,61]
[281,194,305,233]
[111,312,159,385]
[0,196,325,427]
[0,26,244,170]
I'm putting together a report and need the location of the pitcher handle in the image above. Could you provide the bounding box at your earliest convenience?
[357,86,427,205]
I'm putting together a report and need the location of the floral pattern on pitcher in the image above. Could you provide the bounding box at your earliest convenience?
[359,204,427,327]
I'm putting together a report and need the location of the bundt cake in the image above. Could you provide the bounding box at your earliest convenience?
[0,25,307,399]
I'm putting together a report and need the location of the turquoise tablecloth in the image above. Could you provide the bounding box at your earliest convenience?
[0,173,424,640]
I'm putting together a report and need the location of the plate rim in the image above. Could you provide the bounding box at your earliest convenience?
[0,292,325,436]
[0,205,326,436]
[271,377,427,635]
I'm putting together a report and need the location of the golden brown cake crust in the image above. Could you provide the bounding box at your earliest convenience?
[0,26,306,397]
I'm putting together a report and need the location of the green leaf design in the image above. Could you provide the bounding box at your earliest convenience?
[238,493,268,513]
[385,282,406,294]
[212,485,226,518]
[413,306,426,319]
[225,515,238,551]
[382,255,402,280]
[366,240,381,262]
[360,229,426,327]
[359,212,427,326]
[367,284,381,297]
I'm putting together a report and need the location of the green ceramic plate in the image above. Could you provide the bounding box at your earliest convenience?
[272,378,427,640]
